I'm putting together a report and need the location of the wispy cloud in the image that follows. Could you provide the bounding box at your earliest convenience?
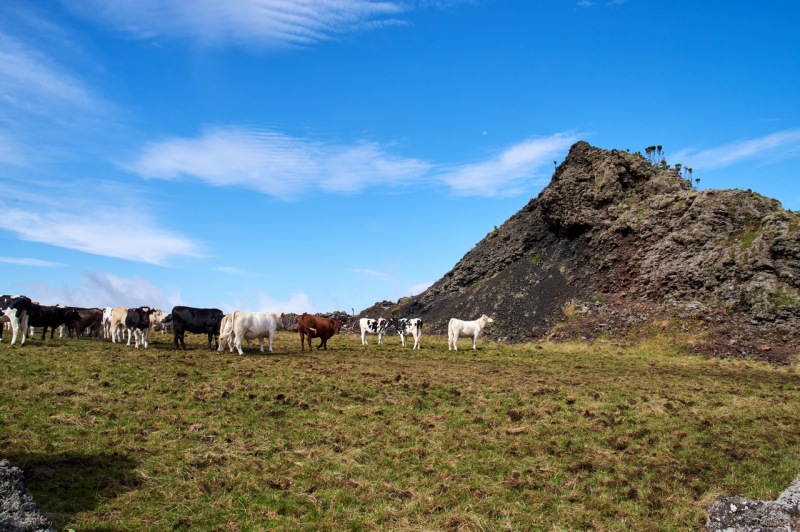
[674,129,800,170]
[129,127,431,199]
[60,0,408,48]
[437,133,579,197]
[17,270,185,309]
[348,268,397,282]
[0,257,67,267]
[215,266,253,276]
[0,180,202,265]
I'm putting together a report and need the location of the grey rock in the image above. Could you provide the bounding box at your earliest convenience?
[0,459,55,532]
[706,474,800,531]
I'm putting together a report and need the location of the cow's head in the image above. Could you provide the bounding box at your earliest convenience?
[65,309,82,323]
[276,312,284,330]
[377,318,388,329]
[480,315,494,325]
[332,319,343,335]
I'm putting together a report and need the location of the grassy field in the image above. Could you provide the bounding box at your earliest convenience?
[1,329,799,531]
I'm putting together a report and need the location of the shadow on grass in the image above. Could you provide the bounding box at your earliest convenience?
[1,451,139,531]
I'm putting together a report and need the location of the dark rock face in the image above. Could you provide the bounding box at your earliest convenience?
[398,141,800,338]
[706,473,800,531]
[0,459,55,532]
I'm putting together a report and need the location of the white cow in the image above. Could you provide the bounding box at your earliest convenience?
[448,315,494,351]
[109,307,129,343]
[219,311,284,355]
[217,313,252,353]
[393,318,423,349]
[102,307,113,338]
[359,318,388,345]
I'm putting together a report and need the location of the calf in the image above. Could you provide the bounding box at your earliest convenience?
[0,295,32,346]
[359,318,388,345]
[68,308,104,339]
[393,318,423,349]
[125,307,155,348]
[27,304,81,340]
[170,306,223,351]
[298,313,343,351]
[220,311,284,355]
[448,315,494,351]
[102,307,113,338]
[109,307,129,343]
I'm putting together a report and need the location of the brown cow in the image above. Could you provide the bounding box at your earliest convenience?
[66,308,104,339]
[297,313,343,351]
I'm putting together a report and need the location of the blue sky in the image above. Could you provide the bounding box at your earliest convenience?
[1,0,798,314]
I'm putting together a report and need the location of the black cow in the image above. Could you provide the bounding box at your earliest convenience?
[0,295,32,346]
[125,307,155,349]
[170,306,223,351]
[28,304,82,340]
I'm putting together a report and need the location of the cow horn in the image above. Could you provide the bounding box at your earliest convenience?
[308,327,317,333]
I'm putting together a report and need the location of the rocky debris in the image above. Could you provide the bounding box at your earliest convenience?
[396,141,800,345]
[280,311,356,333]
[706,473,800,531]
[0,459,55,532]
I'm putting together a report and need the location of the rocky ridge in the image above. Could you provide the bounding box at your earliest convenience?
[394,141,800,341]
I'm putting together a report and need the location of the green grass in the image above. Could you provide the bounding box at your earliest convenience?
[2,331,800,531]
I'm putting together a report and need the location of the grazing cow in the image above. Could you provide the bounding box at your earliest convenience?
[217,314,251,353]
[220,311,284,355]
[359,318,388,345]
[170,306,223,351]
[0,295,32,346]
[102,307,113,338]
[27,305,81,340]
[298,313,343,351]
[392,318,423,349]
[125,307,155,348]
[448,315,494,351]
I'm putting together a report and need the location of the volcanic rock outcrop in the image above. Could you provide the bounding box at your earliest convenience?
[397,141,800,338]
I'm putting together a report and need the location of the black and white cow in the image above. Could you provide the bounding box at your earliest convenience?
[28,304,82,340]
[125,307,156,348]
[392,318,423,349]
[170,306,223,351]
[0,295,32,346]
[359,318,388,345]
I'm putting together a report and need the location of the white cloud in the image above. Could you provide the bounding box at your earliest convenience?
[0,30,94,110]
[219,291,319,315]
[348,268,397,281]
[674,130,800,170]
[215,266,253,276]
[437,133,579,197]
[60,0,408,48]
[0,257,67,267]
[129,127,431,199]
[0,181,202,265]
[407,280,433,296]
[18,270,185,310]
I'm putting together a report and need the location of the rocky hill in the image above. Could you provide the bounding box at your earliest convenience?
[393,141,800,341]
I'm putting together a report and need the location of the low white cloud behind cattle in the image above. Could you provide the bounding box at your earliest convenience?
[220,311,284,355]
[448,315,494,350]
[393,318,423,349]
[359,318,388,345]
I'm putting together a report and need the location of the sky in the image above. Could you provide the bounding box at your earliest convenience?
[1,0,798,314]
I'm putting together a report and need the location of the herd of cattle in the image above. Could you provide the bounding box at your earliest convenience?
[0,294,496,352]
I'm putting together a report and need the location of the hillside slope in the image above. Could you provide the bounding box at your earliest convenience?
[396,141,800,339]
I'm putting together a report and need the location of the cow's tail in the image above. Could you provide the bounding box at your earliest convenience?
[220,312,237,341]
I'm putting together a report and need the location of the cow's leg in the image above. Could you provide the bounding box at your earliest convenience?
[448,329,453,350]
[378,331,383,345]
[453,332,459,351]
[472,332,478,350]
[143,328,150,348]
[268,331,274,354]
[9,315,20,346]
[259,337,265,354]
[234,333,244,356]
[414,331,421,349]
[361,331,367,345]
[126,328,132,347]
[300,331,305,351]
[207,332,213,351]
[173,328,180,349]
